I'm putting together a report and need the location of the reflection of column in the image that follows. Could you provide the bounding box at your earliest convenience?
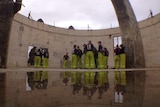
[0,73,6,106]
[124,71,145,107]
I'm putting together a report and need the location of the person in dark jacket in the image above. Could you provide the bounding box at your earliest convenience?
[63,52,69,68]
[71,45,78,69]
[34,48,42,68]
[103,48,109,69]
[42,49,49,68]
[28,47,36,66]
[97,41,104,69]
[85,40,95,69]
[120,44,126,68]
[77,46,83,68]
[114,45,120,69]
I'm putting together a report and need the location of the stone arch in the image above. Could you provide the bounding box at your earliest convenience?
[111,0,145,68]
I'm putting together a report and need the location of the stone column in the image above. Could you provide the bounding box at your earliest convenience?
[0,0,22,68]
[111,0,145,68]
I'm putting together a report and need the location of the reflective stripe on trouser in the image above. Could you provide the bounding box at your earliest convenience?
[77,56,82,68]
[103,71,109,84]
[71,54,77,69]
[42,58,48,68]
[120,53,126,68]
[63,60,69,68]
[85,51,95,69]
[83,72,95,89]
[114,55,120,68]
[41,71,48,81]
[97,52,104,69]
[120,71,126,86]
[114,71,121,85]
[71,72,77,85]
[103,56,108,69]
[34,71,41,81]
[34,56,41,68]
[97,72,104,86]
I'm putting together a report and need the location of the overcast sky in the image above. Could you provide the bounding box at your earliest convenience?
[18,0,160,30]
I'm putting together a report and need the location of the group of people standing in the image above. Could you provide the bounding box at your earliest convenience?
[114,44,126,69]
[63,40,109,69]
[28,47,49,68]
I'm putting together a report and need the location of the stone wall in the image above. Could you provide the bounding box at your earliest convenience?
[7,13,160,68]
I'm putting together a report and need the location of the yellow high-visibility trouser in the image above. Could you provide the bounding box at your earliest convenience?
[114,55,120,69]
[42,58,48,68]
[85,51,95,69]
[34,56,41,68]
[103,56,108,69]
[63,60,69,68]
[120,53,126,69]
[97,52,104,69]
[71,54,77,69]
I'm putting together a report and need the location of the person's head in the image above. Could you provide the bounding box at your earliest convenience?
[66,52,68,55]
[73,45,76,48]
[98,41,101,45]
[88,40,92,44]
[116,45,119,48]
[120,44,123,47]
[77,46,80,49]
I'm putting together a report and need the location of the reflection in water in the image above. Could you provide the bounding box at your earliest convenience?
[26,71,48,90]
[2,70,160,107]
[60,71,110,100]
[114,71,126,103]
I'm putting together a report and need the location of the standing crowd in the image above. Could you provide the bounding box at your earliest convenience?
[63,40,126,69]
[63,40,110,69]
[28,41,126,69]
[28,47,49,68]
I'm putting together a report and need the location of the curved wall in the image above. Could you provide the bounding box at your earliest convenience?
[7,13,160,68]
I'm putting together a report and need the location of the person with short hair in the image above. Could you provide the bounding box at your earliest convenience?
[103,48,109,69]
[63,52,69,68]
[114,45,120,69]
[97,41,104,69]
[71,45,78,69]
[34,48,42,68]
[120,44,126,68]
[85,40,95,69]
[42,49,49,68]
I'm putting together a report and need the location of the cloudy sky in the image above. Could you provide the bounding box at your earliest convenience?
[18,0,160,30]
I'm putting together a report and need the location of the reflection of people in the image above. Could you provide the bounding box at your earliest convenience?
[28,47,36,66]
[83,72,96,99]
[61,72,69,86]
[114,71,126,95]
[71,72,82,94]
[63,52,69,68]
[96,71,109,99]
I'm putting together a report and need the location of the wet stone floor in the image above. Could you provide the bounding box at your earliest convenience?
[0,69,160,107]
